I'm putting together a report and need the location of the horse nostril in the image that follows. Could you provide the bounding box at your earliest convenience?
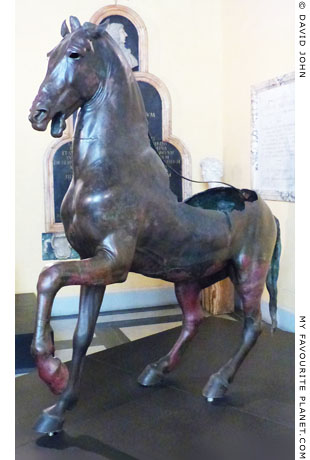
[33,109,48,122]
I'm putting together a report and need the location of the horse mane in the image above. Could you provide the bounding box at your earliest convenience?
[82,21,134,78]
[81,22,147,125]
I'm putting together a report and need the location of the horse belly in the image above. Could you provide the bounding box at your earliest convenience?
[132,242,229,283]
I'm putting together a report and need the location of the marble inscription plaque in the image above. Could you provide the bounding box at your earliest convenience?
[138,81,183,201]
[251,73,295,202]
[53,142,73,223]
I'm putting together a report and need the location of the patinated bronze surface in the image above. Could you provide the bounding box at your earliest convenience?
[29,17,281,434]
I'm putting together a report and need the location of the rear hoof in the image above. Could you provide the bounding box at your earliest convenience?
[33,406,64,434]
[202,373,229,400]
[137,364,165,387]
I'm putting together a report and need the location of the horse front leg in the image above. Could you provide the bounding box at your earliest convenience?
[34,285,105,434]
[30,243,133,433]
[31,271,68,396]
[138,281,204,386]
[31,250,129,389]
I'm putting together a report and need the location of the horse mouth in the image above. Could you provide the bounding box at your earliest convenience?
[29,110,67,138]
[51,112,67,138]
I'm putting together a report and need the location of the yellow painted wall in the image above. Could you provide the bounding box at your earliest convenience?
[221,0,295,312]
[16,0,294,313]
[15,0,223,297]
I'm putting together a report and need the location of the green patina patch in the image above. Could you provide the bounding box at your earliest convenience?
[184,187,257,213]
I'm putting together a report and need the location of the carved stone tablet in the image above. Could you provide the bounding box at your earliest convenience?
[52,143,73,223]
[251,72,295,202]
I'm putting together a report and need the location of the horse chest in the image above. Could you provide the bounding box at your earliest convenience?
[60,181,123,251]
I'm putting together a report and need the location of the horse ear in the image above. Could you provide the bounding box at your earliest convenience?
[97,19,110,36]
[69,16,81,32]
[61,20,70,37]
[83,20,110,39]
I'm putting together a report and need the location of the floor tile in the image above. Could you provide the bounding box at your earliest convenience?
[55,345,107,363]
[50,318,78,341]
[16,317,294,460]
[119,321,182,341]
[96,306,181,323]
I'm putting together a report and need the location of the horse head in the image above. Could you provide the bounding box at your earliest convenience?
[29,17,109,138]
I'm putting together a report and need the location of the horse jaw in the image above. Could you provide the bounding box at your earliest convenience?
[51,112,67,138]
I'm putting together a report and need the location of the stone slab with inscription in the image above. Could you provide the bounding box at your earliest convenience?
[53,142,73,223]
[138,81,183,201]
[251,73,295,202]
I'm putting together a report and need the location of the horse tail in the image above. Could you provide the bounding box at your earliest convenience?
[266,216,281,333]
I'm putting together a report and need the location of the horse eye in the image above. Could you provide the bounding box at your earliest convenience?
[69,52,80,60]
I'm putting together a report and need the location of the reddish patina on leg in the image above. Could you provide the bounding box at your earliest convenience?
[31,249,131,398]
[36,355,69,395]
[31,316,69,395]
[138,281,204,386]
[166,281,204,370]
[203,259,269,400]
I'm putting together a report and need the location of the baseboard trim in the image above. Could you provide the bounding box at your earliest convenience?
[261,301,294,333]
[52,286,178,317]
[51,288,294,333]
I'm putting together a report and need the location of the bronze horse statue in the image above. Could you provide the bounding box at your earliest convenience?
[29,17,281,434]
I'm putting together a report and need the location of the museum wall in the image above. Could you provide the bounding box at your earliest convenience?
[15,1,223,300]
[221,0,295,315]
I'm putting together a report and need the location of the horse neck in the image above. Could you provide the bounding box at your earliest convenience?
[73,39,149,170]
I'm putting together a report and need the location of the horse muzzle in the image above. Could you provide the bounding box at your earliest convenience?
[28,108,49,131]
[29,107,67,138]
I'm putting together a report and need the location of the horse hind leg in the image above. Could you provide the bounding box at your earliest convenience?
[202,261,269,401]
[138,281,204,386]
[266,217,281,333]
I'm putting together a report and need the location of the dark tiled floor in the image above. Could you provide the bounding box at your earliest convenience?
[16,291,184,375]
[16,316,294,460]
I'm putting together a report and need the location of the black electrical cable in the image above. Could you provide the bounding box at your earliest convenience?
[148,133,238,190]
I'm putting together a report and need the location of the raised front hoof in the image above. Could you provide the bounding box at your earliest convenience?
[137,364,165,387]
[36,356,69,395]
[202,373,229,401]
[33,407,64,435]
